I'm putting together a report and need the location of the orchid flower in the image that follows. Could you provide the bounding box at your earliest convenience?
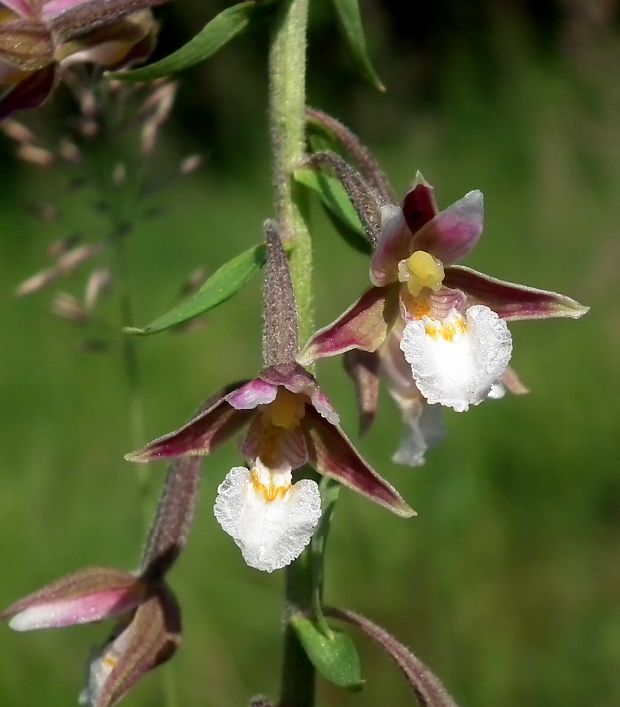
[0,568,180,707]
[126,361,414,573]
[299,174,588,413]
[0,0,163,119]
[345,323,529,467]
[1,457,201,707]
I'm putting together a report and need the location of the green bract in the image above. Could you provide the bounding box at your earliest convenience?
[291,613,364,691]
[294,167,370,254]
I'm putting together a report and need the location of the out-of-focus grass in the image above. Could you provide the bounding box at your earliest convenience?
[0,37,619,707]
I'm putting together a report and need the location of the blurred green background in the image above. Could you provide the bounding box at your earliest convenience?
[0,1,619,705]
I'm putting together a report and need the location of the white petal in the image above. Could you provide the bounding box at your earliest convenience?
[400,305,512,412]
[214,467,321,573]
[390,395,445,467]
[487,382,506,400]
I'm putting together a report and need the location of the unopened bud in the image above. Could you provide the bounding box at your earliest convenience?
[1,120,35,144]
[57,243,104,272]
[79,119,99,138]
[180,267,208,296]
[178,154,202,176]
[59,138,81,164]
[47,235,81,258]
[17,144,54,167]
[85,269,113,311]
[79,89,98,120]
[51,293,88,324]
[141,82,177,155]
[17,242,104,296]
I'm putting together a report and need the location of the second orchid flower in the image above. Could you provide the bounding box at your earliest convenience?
[299,173,588,413]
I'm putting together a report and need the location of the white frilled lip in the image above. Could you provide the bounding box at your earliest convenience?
[389,392,445,468]
[400,304,513,412]
[378,328,445,467]
[214,465,322,573]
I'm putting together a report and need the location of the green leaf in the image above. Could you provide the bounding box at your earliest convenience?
[291,614,364,691]
[125,244,266,335]
[329,0,385,92]
[109,1,274,82]
[294,167,371,254]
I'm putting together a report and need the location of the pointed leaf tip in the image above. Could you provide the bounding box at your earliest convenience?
[329,0,385,92]
[109,1,275,82]
[125,244,267,335]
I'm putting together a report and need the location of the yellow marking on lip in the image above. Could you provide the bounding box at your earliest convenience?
[424,318,467,341]
[403,292,431,319]
[251,468,290,502]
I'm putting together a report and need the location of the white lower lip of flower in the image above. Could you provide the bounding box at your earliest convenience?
[214,466,321,573]
[389,394,445,467]
[79,646,120,706]
[400,305,512,412]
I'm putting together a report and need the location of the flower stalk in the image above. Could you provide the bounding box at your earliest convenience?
[268,0,312,342]
[268,0,316,704]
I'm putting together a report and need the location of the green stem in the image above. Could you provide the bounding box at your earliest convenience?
[113,231,145,450]
[268,1,316,705]
[269,0,313,343]
[280,549,316,707]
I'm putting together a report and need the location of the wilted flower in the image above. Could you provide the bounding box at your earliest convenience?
[0,0,163,119]
[126,361,414,572]
[300,174,588,413]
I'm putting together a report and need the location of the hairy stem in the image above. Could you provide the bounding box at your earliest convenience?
[269,0,313,343]
[268,1,316,705]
